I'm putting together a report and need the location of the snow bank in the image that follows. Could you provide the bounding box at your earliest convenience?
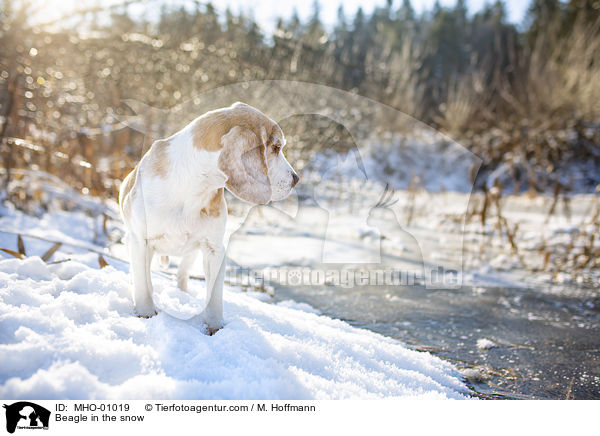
[0,254,469,399]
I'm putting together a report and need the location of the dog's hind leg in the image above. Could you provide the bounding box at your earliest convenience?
[159,255,170,269]
[177,251,198,293]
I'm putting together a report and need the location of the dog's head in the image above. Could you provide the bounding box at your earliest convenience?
[218,102,299,204]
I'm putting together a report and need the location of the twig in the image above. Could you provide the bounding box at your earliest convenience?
[565,375,575,400]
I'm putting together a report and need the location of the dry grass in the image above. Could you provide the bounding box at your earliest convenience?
[525,18,600,121]
[437,70,487,135]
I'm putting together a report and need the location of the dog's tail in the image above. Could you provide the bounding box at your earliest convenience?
[159,255,170,269]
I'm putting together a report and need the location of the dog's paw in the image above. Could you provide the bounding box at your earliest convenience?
[135,304,158,318]
[200,312,224,335]
[205,325,220,336]
[203,319,223,335]
[137,310,157,319]
[177,285,193,295]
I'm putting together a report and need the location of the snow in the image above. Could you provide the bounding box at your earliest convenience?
[476,339,497,350]
[460,367,491,384]
[276,300,321,314]
[0,256,468,400]
[306,129,481,193]
[0,205,469,400]
[228,187,600,290]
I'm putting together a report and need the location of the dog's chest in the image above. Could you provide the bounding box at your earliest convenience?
[145,190,224,255]
[148,229,207,255]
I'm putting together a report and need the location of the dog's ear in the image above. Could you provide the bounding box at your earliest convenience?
[219,126,271,204]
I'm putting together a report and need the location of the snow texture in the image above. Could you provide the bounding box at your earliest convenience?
[0,206,469,400]
[476,339,497,350]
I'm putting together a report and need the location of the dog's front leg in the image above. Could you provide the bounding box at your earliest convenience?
[201,244,225,333]
[130,235,156,317]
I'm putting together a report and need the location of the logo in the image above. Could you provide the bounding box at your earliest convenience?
[3,402,50,434]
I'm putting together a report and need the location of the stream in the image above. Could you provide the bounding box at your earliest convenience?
[272,279,600,399]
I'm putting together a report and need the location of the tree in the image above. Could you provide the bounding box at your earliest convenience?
[305,0,326,46]
[526,0,563,44]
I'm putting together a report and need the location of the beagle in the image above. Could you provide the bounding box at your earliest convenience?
[118,102,299,333]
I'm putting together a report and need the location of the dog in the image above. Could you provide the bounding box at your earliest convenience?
[119,102,299,333]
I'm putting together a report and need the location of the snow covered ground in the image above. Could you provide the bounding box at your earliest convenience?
[226,189,600,290]
[0,201,469,400]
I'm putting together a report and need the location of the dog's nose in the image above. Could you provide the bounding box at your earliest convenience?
[291,172,300,187]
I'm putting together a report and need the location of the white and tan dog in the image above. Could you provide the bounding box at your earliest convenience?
[119,102,298,333]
